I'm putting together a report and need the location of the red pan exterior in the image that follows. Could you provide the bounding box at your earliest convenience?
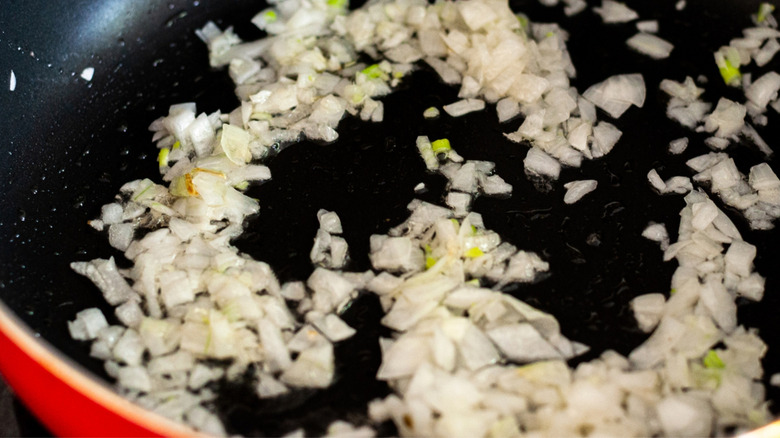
[0,303,199,437]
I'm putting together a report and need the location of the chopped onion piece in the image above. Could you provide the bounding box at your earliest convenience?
[524,147,561,179]
[369,236,425,273]
[630,293,665,332]
[642,222,669,250]
[117,366,152,393]
[416,136,438,171]
[423,107,439,119]
[68,308,109,341]
[220,124,253,164]
[591,121,622,157]
[626,33,674,59]
[108,223,135,251]
[742,123,773,156]
[745,71,780,109]
[310,313,356,342]
[668,137,689,155]
[257,373,288,399]
[704,98,746,138]
[749,162,780,190]
[496,98,520,122]
[583,74,646,119]
[486,324,563,363]
[317,209,343,234]
[308,268,356,313]
[446,192,471,217]
[647,169,666,192]
[593,0,639,23]
[656,394,713,437]
[280,342,334,388]
[442,99,486,117]
[563,179,597,204]
[71,257,137,306]
[724,240,757,277]
[636,20,659,33]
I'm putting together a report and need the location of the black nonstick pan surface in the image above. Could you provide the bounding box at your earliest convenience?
[0,0,778,436]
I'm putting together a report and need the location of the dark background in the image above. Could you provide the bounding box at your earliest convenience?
[0,0,778,436]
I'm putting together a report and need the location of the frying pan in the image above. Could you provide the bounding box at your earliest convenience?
[0,0,778,436]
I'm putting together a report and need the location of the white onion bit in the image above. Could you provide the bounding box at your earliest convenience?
[626,33,675,59]
[583,73,646,119]
[563,179,597,204]
[642,222,670,250]
[636,20,659,33]
[593,0,639,23]
[443,99,485,117]
[668,137,689,155]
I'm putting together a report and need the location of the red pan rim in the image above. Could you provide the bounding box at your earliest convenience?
[0,300,204,437]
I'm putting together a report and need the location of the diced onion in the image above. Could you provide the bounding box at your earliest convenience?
[593,0,639,23]
[562,179,597,204]
[442,98,486,117]
[584,74,646,119]
[626,33,675,59]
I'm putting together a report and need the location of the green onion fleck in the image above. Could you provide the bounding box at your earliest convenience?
[158,148,170,168]
[234,181,250,191]
[464,247,484,258]
[424,244,436,269]
[516,14,529,30]
[252,111,273,121]
[361,64,388,80]
[423,107,440,119]
[172,140,181,150]
[719,58,742,86]
[758,2,775,23]
[431,138,452,154]
[467,278,480,286]
[263,10,278,22]
[703,350,725,369]
[351,91,365,104]
[670,288,677,295]
[327,0,348,9]
[748,409,767,425]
